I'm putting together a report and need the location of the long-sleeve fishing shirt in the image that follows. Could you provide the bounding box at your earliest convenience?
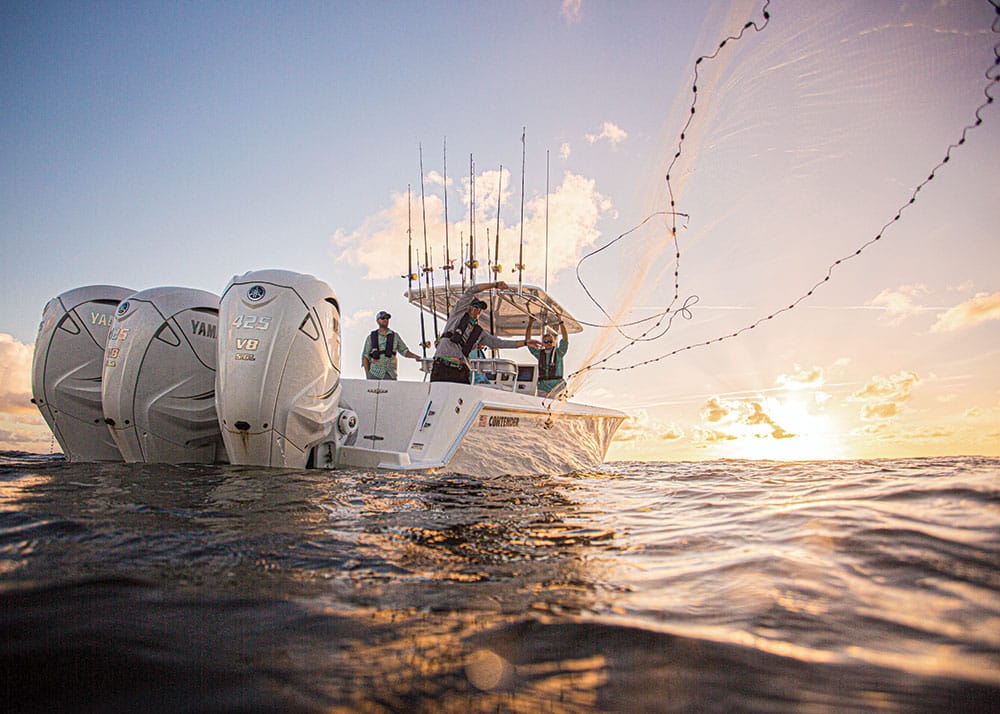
[432,286,524,363]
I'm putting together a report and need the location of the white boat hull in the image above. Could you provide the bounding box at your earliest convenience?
[336,379,624,476]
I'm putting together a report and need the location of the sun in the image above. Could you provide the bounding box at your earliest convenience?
[724,395,848,462]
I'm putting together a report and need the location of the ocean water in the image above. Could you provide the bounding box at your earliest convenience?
[0,453,997,712]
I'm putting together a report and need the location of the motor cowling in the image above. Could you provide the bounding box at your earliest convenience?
[31,285,134,461]
[216,270,343,468]
[100,287,226,464]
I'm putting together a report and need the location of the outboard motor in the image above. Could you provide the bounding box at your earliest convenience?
[101,287,226,463]
[31,285,134,461]
[216,269,355,468]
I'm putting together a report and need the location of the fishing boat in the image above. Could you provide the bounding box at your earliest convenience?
[31,270,625,476]
[337,282,625,476]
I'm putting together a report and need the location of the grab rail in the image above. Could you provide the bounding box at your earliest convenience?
[469,358,518,391]
[417,357,524,393]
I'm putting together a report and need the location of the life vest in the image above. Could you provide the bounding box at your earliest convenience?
[368,330,395,360]
[537,345,561,381]
[441,313,483,357]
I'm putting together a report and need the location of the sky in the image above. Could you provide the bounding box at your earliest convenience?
[1,0,998,462]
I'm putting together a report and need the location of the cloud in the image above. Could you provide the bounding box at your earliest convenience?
[559,143,571,160]
[0,334,51,452]
[851,370,920,422]
[585,121,628,146]
[909,426,952,440]
[745,401,795,439]
[0,421,51,451]
[467,167,513,222]
[776,364,824,389]
[931,292,1000,332]
[615,409,683,443]
[561,0,582,24]
[613,412,648,442]
[860,422,890,436]
[343,309,374,329]
[702,397,729,423]
[695,428,738,443]
[424,170,448,188]
[331,169,613,284]
[699,396,794,441]
[868,284,928,324]
[331,189,425,281]
[861,402,898,420]
[851,371,920,402]
[0,334,35,416]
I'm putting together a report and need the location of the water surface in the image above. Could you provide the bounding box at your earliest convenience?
[1,453,997,711]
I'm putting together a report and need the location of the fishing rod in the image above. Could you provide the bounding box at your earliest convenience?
[485,227,492,282]
[490,165,502,341]
[516,127,526,294]
[467,154,478,285]
[406,186,428,358]
[459,230,466,290]
[441,138,452,315]
[415,248,430,356]
[427,246,439,339]
[545,149,550,293]
[484,226,495,342]
[493,164,502,280]
[419,144,439,340]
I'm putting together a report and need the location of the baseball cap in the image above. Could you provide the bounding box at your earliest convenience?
[377,311,391,319]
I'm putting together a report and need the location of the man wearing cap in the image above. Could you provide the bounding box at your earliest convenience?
[362,310,420,380]
[430,281,542,384]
